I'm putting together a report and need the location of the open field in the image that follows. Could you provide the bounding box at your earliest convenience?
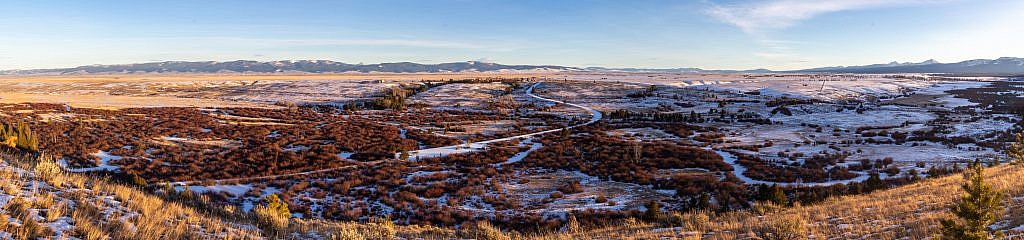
[0,73,557,109]
[1,72,1022,238]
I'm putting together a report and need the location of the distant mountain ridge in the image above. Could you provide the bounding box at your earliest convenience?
[584,67,772,74]
[797,57,1024,74]
[0,60,577,75]
[3,57,1024,75]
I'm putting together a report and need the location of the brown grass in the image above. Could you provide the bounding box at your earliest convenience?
[529,164,1024,239]
[1,151,262,239]
[5,139,1023,239]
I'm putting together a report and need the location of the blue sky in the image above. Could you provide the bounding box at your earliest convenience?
[0,0,1021,70]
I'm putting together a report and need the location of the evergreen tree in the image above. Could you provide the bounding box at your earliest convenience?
[399,148,410,160]
[768,184,788,206]
[1008,133,1024,164]
[0,122,38,151]
[644,200,661,221]
[940,162,1005,240]
[864,171,885,192]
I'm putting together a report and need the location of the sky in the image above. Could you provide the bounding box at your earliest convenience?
[0,0,1021,70]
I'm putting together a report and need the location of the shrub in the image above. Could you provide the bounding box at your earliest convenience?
[549,191,564,199]
[644,201,662,221]
[680,210,711,231]
[557,180,583,194]
[330,228,365,240]
[363,217,396,240]
[34,155,64,186]
[45,201,68,222]
[766,184,787,206]
[459,221,511,240]
[32,193,55,210]
[5,197,31,219]
[562,215,582,234]
[751,216,807,240]
[0,213,7,229]
[255,194,291,233]
[16,216,54,239]
[752,201,783,216]
[129,173,148,187]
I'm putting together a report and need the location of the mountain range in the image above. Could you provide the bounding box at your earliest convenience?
[2,57,1024,75]
[0,60,576,75]
[797,57,1024,74]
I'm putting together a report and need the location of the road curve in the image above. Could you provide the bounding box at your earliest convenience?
[168,81,601,186]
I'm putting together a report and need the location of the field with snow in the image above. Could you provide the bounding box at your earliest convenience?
[1,72,1021,234]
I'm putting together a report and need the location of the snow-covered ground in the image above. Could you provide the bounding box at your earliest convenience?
[770,105,934,130]
[504,169,671,218]
[60,150,122,172]
[402,81,602,160]
[493,139,543,167]
[0,154,258,239]
[717,150,871,187]
[175,184,254,197]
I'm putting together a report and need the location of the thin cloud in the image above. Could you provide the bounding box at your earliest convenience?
[706,0,946,33]
[217,37,488,49]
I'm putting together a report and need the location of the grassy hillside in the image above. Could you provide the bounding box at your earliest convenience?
[3,147,1023,239]
[0,151,263,239]
[533,163,1024,239]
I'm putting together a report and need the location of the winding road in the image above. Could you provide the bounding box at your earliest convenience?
[168,81,601,186]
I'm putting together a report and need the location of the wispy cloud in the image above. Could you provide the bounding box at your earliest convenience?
[192,37,490,49]
[267,38,486,49]
[706,0,946,33]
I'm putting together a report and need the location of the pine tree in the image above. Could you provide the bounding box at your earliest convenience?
[644,200,661,221]
[864,171,885,192]
[399,148,410,160]
[768,184,788,206]
[1008,133,1024,164]
[940,162,1004,240]
[180,185,194,200]
[12,122,37,151]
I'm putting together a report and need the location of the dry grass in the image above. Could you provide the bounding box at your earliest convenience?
[44,200,67,222]
[528,164,1024,239]
[458,221,512,240]
[0,151,262,239]
[288,218,455,240]
[3,138,1021,239]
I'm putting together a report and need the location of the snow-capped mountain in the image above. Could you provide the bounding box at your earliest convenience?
[798,57,1024,74]
[0,60,579,74]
